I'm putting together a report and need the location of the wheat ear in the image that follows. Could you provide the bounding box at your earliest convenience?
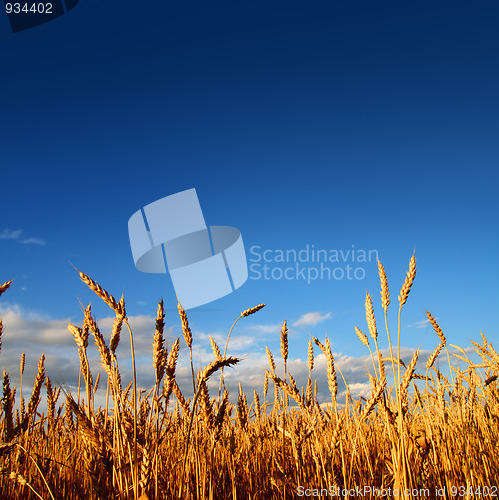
[218,303,265,402]
[0,279,14,298]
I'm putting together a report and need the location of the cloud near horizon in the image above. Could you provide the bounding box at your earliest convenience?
[0,303,478,414]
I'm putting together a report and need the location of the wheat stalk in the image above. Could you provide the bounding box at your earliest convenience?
[0,468,44,500]
[177,301,196,397]
[26,354,45,420]
[378,260,390,312]
[209,336,222,362]
[76,268,124,315]
[426,343,445,370]
[400,348,419,397]
[365,292,378,340]
[280,320,288,366]
[398,253,416,308]
[360,378,386,421]
[218,303,266,402]
[241,303,266,317]
[263,371,269,399]
[2,371,13,442]
[19,353,25,418]
[324,338,337,407]
[110,299,125,354]
[152,299,166,384]
[253,390,261,421]
[0,279,14,298]
[307,340,314,371]
[355,326,369,347]
[396,253,417,407]
[266,371,305,410]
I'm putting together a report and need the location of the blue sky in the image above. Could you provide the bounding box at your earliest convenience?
[1,1,498,404]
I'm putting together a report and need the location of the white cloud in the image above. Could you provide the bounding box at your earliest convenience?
[0,304,74,347]
[248,323,283,334]
[21,237,47,246]
[408,318,438,329]
[293,312,332,328]
[0,229,46,245]
[0,304,481,414]
[0,229,22,240]
[198,331,260,353]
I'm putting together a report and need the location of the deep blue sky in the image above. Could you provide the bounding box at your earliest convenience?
[0,1,498,395]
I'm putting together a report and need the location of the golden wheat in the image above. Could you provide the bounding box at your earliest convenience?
[0,256,497,499]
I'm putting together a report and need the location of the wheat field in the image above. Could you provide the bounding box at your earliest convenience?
[0,255,498,499]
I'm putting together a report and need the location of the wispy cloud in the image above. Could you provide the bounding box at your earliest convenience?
[408,318,437,329]
[0,229,46,245]
[293,312,332,328]
[248,323,283,334]
[0,229,22,240]
[21,237,47,246]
